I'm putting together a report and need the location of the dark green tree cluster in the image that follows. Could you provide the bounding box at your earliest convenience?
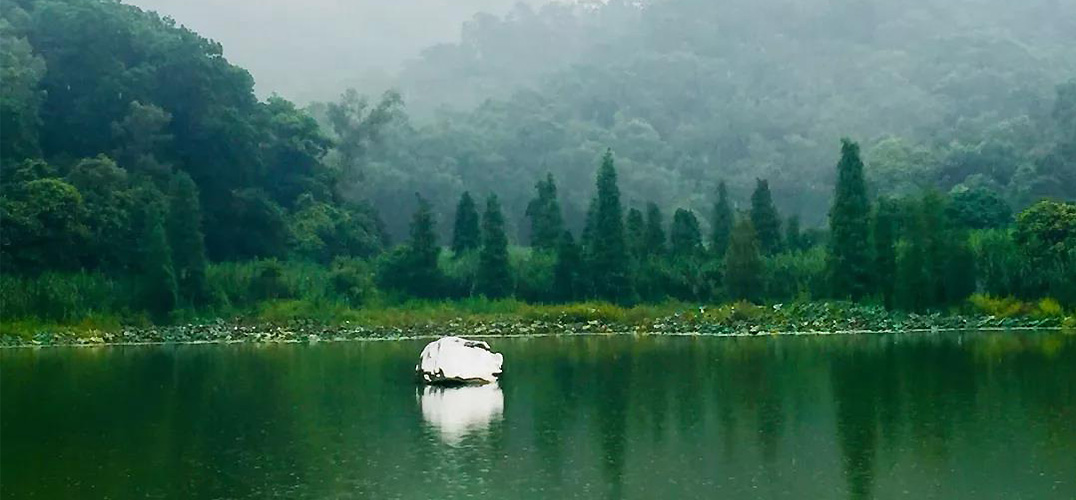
[0,0,389,318]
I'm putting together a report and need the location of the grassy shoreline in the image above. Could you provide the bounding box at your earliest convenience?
[3,299,1072,347]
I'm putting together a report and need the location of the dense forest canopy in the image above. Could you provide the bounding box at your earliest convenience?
[1,0,1074,325]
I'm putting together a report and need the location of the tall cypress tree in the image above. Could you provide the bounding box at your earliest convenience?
[670,208,703,257]
[626,207,645,259]
[750,178,782,255]
[451,191,480,256]
[525,173,564,250]
[827,139,873,299]
[724,214,762,302]
[139,201,178,320]
[872,198,898,309]
[712,181,733,256]
[588,149,632,303]
[407,194,442,296]
[644,202,667,257]
[477,194,512,298]
[553,231,583,302]
[167,171,208,306]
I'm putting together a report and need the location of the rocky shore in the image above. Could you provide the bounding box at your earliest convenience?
[2,302,1068,347]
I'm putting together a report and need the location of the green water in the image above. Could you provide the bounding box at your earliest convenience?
[2,332,1074,499]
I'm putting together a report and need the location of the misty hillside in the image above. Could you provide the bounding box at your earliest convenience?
[341,0,1075,240]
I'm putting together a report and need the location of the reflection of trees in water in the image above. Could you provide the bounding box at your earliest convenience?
[5,332,1076,498]
[830,349,882,500]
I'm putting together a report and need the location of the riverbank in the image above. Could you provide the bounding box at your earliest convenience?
[2,299,1072,347]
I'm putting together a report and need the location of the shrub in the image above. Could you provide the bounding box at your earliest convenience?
[1034,298,1064,318]
[968,294,1032,318]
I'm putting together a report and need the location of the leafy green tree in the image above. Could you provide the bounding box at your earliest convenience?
[947,188,1011,230]
[553,231,583,302]
[1014,200,1076,265]
[643,202,667,257]
[261,96,333,207]
[168,171,208,305]
[65,155,134,271]
[1014,200,1076,302]
[288,194,384,263]
[670,208,703,257]
[827,139,873,300]
[0,21,45,160]
[872,198,898,309]
[110,101,173,179]
[725,215,762,302]
[451,191,481,256]
[477,194,512,298]
[626,207,645,259]
[218,189,290,260]
[586,150,633,303]
[750,179,782,255]
[138,202,178,320]
[525,173,564,250]
[711,181,733,256]
[0,173,88,272]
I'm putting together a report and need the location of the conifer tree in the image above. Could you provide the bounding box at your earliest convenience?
[407,194,442,296]
[587,150,633,303]
[785,215,802,252]
[139,202,178,319]
[553,231,583,302]
[477,194,512,298]
[670,208,703,257]
[750,178,782,255]
[711,181,733,256]
[644,202,667,257]
[168,171,208,306]
[525,173,564,250]
[826,139,873,299]
[724,215,762,302]
[872,198,898,309]
[451,191,480,256]
[626,207,645,259]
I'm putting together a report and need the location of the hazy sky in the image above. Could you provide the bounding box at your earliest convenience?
[125,0,554,103]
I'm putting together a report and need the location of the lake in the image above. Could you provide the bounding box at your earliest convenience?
[2,332,1074,499]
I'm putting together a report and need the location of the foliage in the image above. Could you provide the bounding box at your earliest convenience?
[525,173,564,250]
[827,139,873,300]
[711,181,733,257]
[585,150,633,304]
[450,191,481,256]
[750,179,782,255]
[725,215,762,302]
[477,194,512,298]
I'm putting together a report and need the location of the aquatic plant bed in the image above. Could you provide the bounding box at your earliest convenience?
[2,302,1067,348]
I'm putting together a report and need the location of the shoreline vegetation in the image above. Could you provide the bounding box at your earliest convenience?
[3,298,1072,348]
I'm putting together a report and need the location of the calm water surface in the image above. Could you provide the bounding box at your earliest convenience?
[2,332,1075,499]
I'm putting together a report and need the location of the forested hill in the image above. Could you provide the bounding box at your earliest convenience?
[337,0,1076,240]
[1,0,385,269]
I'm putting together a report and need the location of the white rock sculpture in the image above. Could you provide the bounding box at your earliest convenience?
[416,336,503,385]
[419,384,504,446]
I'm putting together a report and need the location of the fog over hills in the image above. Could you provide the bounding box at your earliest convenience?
[124,0,556,103]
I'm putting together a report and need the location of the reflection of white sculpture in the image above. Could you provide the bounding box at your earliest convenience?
[416,336,503,385]
[420,384,504,446]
